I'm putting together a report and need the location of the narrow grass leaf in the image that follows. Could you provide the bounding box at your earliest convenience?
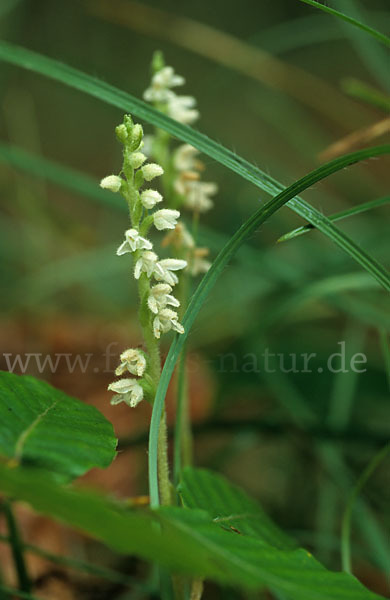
[0,42,388,288]
[278,196,390,242]
[298,0,390,47]
[149,147,390,508]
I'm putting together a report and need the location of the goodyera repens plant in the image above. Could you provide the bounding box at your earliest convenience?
[100,54,218,505]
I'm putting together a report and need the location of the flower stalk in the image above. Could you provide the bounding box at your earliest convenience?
[101,114,187,506]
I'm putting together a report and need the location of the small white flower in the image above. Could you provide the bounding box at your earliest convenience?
[174,144,199,172]
[183,181,218,212]
[129,152,147,169]
[140,189,163,210]
[141,163,164,181]
[147,283,180,314]
[108,378,144,408]
[153,308,185,339]
[117,229,152,255]
[100,175,122,193]
[153,209,180,231]
[154,258,187,286]
[190,248,212,276]
[162,223,195,250]
[174,171,200,197]
[134,250,159,279]
[154,66,185,89]
[115,348,146,377]
[143,66,185,103]
[167,95,199,125]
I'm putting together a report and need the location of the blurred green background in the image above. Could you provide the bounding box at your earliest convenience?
[0,0,389,597]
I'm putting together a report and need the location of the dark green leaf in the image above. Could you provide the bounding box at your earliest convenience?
[0,465,383,599]
[0,372,117,481]
[179,467,294,550]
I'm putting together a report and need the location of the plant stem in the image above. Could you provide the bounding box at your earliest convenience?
[2,500,31,594]
[190,578,204,600]
[157,411,172,506]
[136,272,172,506]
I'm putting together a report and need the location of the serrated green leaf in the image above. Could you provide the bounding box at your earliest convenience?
[0,465,383,599]
[0,372,117,481]
[179,467,294,550]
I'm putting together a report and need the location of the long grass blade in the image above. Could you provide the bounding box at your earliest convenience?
[278,196,390,242]
[341,78,390,112]
[0,42,388,288]
[148,148,390,507]
[298,0,390,47]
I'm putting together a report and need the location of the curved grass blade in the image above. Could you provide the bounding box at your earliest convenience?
[298,0,390,47]
[0,42,388,288]
[148,147,390,507]
[341,78,390,112]
[335,0,389,92]
[278,196,390,242]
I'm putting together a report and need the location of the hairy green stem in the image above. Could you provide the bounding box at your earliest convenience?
[121,142,172,510]
[136,272,172,506]
[157,411,172,506]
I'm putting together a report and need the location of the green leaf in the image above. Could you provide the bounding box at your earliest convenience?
[149,146,390,509]
[0,372,117,481]
[0,43,388,287]
[278,196,390,242]
[298,0,390,47]
[0,465,383,599]
[179,467,294,550]
[341,78,390,112]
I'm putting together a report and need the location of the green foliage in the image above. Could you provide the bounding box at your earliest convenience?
[0,42,388,288]
[0,142,123,210]
[179,467,294,549]
[0,464,383,599]
[0,4,388,597]
[148,145,390,509]
[0,371,117,481]
[278,196,390,242]
[298,0,390,47]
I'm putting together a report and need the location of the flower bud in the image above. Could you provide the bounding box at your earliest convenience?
[129,152,147,169]
[115,124,128,144]
[140,189,163,209]
[129,123,143,151]
[142,163,164,181]
[100,175,122,193]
